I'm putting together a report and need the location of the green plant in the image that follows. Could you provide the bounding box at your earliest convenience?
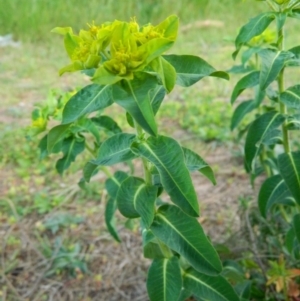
[230,0,300,299]
[38,236,88,277]
[26,15,247,301]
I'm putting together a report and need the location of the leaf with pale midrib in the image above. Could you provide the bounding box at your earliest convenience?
[131,135,199,217]
[151,205,222,275]
[147,257,182,301]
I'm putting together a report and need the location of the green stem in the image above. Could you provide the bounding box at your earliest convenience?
[85,142,113,178]
[277,28,290,153]
[134,120,152,185]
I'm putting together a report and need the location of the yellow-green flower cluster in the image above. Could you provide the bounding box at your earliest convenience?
[52,16,178,85]
[249,28,276,46]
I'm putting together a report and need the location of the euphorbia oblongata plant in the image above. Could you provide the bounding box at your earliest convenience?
[30,16,241,301]
[231,0,300,299]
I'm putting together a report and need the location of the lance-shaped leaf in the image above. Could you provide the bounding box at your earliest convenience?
[182,147,216,185]
[105,198,121,242]
[83,161,98,182]
[47,124,71,152]
[56,137,85,175]
[142,229,166,259]
[258,175,291,217]
[105,171,129,199]
[163,55,229,87]
[150,56,176,93]
[147,257,182,301]
[245,111,284,172]
[231,71,260,104]
[233,12,275,59]
[131,136,199,217]
[104,171,129,241]
[231,99,256,130]
[91,116,122,135]
[116,177,157,228]
[280,85,300,109]
[275,12,287,31]
[259,49,294,90]
[151,205,222,275]
[177,289,193,301]
[112,75,158,136]
[285,227,296,254]
[62,84,113,124]
[183,268,240,301]
[149,85,166,115]
[287,45,300,67]
[92,133,137,166]
[278,151,300,205]
[293,214,300,244]
[286,114,300,130]
[241,47,261,65]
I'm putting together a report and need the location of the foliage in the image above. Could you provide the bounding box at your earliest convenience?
[229,0,300,299]
[25,16,241,301]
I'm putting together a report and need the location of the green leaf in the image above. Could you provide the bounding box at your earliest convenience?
[131,135,199,217]
[275,12,287,31]
[56,137,85,175]
[39,134,49,159]
[91,115,122,135]
[83,161,98,182]
[117,176,157,227]
[245,111,284,172]
[183,268,240,301]
[234,12,275,59]
[151,205,222,275]
[241,47,261,65]
[112,75,158,136]
[230,71,260,104]
[177,289,192,301]
[293,214,300,244]
[62,84,113,124]
[105,171,129,199]
[149,85,166,115]
[278,151,300,205]
[258,175,291,217]
[285,227,296,254]
[47,124,71,152]
[231,99,256,130]
[147,257,182,301]
[150,56,176,93]
[142,229,166,259]
[280,85,300,109]
[105,198,121,242]
[92,133,137,166]
[163,55,229,87]
[64,32,78,58]
[286,114,300,130]
[287,45,300,67]
[182,147,216,185]
[259,49,293,90]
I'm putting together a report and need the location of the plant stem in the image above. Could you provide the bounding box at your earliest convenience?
[134,121,152,185]
[277,28,290,153]
[85,141,113,178]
